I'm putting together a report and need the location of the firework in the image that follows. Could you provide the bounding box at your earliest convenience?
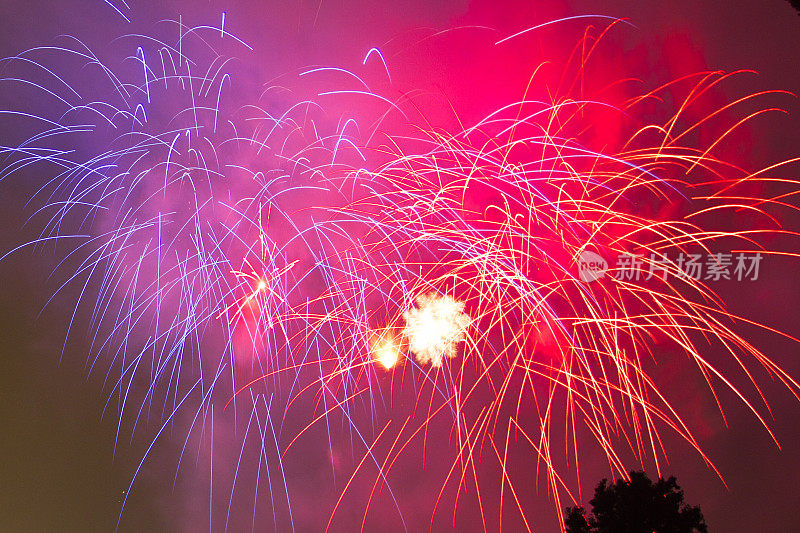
[402,293,471,367]
[2,4,799,531]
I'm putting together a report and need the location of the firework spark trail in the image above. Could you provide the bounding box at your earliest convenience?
[2,4,800,531]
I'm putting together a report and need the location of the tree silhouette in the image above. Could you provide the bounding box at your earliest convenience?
[788,1,800,15]
[564,470,708,533]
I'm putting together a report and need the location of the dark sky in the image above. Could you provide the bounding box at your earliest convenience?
[2,1,800,532]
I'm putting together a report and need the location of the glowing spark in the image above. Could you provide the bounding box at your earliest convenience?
[403,293,470,367]
[216,260,298,320]
[372,337,400,370]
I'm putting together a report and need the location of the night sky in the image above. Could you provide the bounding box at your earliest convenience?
[2,1,800,532]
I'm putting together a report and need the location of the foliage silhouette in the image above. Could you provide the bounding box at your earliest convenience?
[564,470,708,533]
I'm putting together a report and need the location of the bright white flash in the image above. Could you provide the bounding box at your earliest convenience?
[373,338,400,369]
[403,293,470,367]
